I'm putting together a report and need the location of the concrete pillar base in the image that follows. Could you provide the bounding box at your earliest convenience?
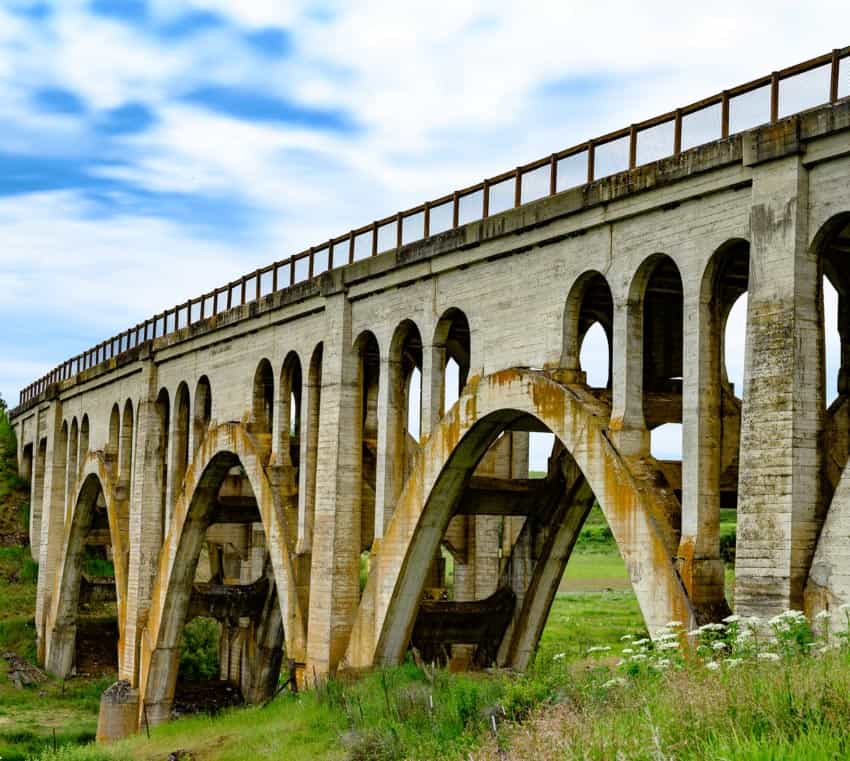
[607,422,649,457]
[676,550,726,610]
[96,682,139,743]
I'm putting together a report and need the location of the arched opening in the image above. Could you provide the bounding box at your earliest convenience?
[297,343,322,565]
[107,404,120,465]
[119,399,134,490]
[817,215,850,507]
[377,406,651,671]
[78,415,90,480]
[30,438,47,554]
[636,256,684,463]
[46,474,121,680]
[379,320,424,538]
[433,308,471,417]
[155,389,170,538]
[252,359,275,441]
[142,449,287,722]
[279,352,303,566]
[279,352,302,469]
[172,383,191,508]
[193,377,212,457]
[355,331,380,585]
[67,419,79,518]
[563,270,614,389]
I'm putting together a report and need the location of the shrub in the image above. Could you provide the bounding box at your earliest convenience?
[178,617,220,681]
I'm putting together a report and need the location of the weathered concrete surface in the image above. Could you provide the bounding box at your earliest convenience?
[8,96,850,738]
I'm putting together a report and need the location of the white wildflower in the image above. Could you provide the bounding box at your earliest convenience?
[757,652,781,662]
[815,610,832,620]
[705,661,721,671]
[659,641,679,651]
[633,638,650,646]
[698,623,726,633]
[722,614,740,624]
[586,646,611,654]
[630,653,647,662]
[620,634,634,641]
[664,621,683,629]
[711,641,727,652]
[602,677,627,689]
[552,652,566,661]
[724,658,743,668]
[621,648,634,655]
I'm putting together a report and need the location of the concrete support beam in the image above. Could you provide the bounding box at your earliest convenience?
[306,293,361,675]
[680,280,725,609]
[35,403,66,662]
[121,362,164,685]
[610,296,649,456]
[736,155,822,616]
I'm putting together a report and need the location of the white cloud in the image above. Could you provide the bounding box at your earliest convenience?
[3,0,849,406]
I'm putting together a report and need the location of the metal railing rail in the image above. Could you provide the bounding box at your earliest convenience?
[14,46,850,411]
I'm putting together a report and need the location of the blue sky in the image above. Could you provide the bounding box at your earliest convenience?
[0,1,847,462]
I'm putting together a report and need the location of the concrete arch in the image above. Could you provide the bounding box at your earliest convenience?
[44,453,128,678]
[344,368,694,670]
[561,269,614,375]
[138,421,306,725]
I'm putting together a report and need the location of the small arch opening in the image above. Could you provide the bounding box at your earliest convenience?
[355,332,380,561]
[119,400,134,489]
[562,271,613,387]
[193,377,212,457]
[78,415,90,480]
[434,308,471,416]
[252,359,275,437]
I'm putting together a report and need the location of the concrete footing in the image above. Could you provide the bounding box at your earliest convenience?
[96,681,139,743]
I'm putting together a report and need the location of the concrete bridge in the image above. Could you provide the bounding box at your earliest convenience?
[9,48,850,737]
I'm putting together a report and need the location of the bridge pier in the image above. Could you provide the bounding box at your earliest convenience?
[736,154,823,617]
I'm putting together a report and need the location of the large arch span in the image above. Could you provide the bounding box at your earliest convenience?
[138,421,306,725]
[344,368,697,670]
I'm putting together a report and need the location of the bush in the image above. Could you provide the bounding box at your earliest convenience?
[178,617,220,681]
[719,529,736,563]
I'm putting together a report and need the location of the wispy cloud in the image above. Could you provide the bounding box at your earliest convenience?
[1,0,848,410]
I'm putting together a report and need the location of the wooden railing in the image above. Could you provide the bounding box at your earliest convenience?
[15,46,850,410]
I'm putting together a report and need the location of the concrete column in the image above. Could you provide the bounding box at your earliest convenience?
[736,155,821,616]
[296,373,319,553]
[122,361,164,684]
[420,342,442,438]
[374,354,403,539]
[680,284,724,608]
[423,342,445,435]
[305,292,361,676]
[609,296,649,456]
[35,403,65,662]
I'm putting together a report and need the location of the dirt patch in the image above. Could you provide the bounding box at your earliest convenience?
[171,680,244,719]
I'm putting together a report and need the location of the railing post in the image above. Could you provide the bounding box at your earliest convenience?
[549,154,557,195]
[830,49,840,103]
[482,180,490,219]
[770,72,780,123]
[240,277,247,305]
[309,247,316,278]
[423,202,431,238]
[721,92,730,138]
[629,125,637,169]
[514,169,521,208]
[674,110,683,156]
[396,213,403,250]
[586,142,595,183]
[371,224,378,257]
[452,191,459,228]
